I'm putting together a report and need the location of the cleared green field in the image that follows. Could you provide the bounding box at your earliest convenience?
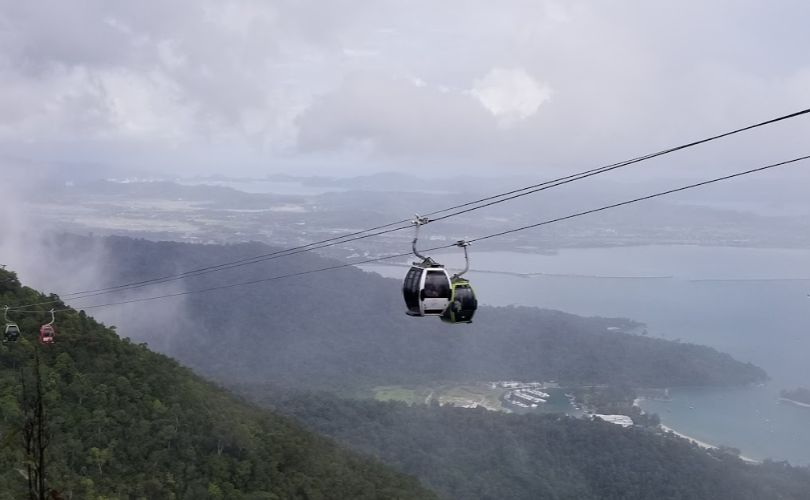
[439,384,506,411]
[374,383,508,411]
[373,385,433,405]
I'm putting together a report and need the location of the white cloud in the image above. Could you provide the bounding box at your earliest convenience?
[295,73,497,159]
[470,67,552,124]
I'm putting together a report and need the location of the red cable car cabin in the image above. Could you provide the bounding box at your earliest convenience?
[39,324,55,345]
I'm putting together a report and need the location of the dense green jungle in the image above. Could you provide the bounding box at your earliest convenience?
[2,238,810,499]
[0,268,432,499]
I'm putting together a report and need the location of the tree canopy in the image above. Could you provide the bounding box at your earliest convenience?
[0,268,433,500]
[248,386,810,500]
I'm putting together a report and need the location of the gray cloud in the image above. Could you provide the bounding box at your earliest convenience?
[0,0,808,177]
[296,72,499,158]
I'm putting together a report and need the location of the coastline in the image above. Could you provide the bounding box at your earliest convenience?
[660,424,717,450]
[659,424,759,464]
[636,397,760,464]
[779,397,810,408]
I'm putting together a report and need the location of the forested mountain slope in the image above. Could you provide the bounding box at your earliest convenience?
[246,387,810,500]
[0,269,433,499]
[48,235,766,391]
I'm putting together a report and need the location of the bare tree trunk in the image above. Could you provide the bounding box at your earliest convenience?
[20,350,49,500]
[34,351,48,500]
[20,367,35,500]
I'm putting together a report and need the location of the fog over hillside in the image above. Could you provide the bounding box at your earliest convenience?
[2,2,810,497]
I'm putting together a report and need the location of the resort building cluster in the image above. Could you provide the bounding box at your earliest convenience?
[492,381,556,408]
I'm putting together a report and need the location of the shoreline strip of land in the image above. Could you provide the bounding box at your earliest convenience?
[659,424,759,464]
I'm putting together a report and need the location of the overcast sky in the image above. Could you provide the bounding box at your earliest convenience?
[1,0,809,180]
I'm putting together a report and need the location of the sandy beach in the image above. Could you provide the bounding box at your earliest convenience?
[660,424,759,463]
[660,424,717,450]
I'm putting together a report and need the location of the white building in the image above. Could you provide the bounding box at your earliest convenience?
[593,414,634,428]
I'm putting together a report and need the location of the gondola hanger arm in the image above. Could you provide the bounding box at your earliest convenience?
[411,215,431,261]
[453,240,470,279]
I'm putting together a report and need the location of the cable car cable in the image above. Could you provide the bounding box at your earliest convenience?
[20,250,418,313]
[56,219,413,299]
[52,223,413,302]
[466,154,810,244]
[422,107,810,220]
[37,107,810,305]
[11,152,808,314]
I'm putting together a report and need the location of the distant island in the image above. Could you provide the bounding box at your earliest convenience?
[779,387,810,407]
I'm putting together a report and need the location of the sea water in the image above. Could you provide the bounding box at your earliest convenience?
[361,245,810,464]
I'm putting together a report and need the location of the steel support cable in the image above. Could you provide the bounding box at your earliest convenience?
[428,109,810,223]
[52,223,412,303]
[38,107,810,303]
[57,218,413,299]
[44,157,667,304]
[12,153,808,314]
[467,155,810,244]
[424,107,810,219]
[24,250,420,313]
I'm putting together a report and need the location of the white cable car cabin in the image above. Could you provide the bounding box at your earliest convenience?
[402,217,453,316]
[403,218,477,319]
[403,257,452,316]
[2,306,20,343]
[3,323,20,343]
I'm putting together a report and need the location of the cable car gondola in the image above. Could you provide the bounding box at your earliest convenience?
[440,242,478,324]
[403,217,452,316]
[39,309,56,345]
[3,306,20,343]
[441,277,478,324]
[403,259,452,316]
[402,218,478,322]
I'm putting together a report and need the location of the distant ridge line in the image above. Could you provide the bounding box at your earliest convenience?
[364,262,810,282]
[688,277,810,282]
